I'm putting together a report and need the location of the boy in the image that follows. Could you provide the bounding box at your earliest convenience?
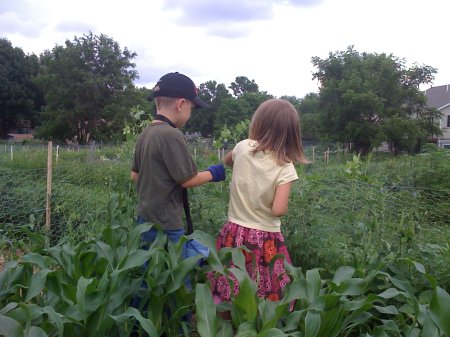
[131,71,225,243]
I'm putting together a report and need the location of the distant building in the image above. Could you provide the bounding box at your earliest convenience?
[7,120,34,142]
[424,84,450,149]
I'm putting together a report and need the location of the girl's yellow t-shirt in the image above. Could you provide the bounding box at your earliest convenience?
[227,139,298,233]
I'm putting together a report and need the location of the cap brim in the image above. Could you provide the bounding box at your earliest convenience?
[192,97,209,109]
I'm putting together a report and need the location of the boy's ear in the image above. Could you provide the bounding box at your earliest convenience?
[176,98,186,111]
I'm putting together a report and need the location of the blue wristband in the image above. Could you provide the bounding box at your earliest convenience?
[207,164,226,182]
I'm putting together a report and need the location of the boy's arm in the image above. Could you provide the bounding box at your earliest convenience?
[181,163,226,188]
[181,171,214,188]
[271,181,293,217]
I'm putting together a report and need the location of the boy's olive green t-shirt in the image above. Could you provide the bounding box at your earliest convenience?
[132,123,197,230]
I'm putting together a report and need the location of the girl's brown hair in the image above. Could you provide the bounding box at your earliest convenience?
[249,99,310,165]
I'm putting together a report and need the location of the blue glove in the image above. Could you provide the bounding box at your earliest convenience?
[207,164,226,182]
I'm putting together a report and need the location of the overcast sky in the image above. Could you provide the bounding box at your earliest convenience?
[1,0,448,98]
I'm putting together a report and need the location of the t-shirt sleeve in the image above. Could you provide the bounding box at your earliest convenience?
[131,136,141,173]
[161,131,198,184]
[278,163,298,185]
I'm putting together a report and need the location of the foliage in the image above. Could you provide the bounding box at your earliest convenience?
[1,145,449,336]
[0,220,211,337]
[185,80,232,136]
[122,106,153,143]
[310,46,442,154]
[2,217,448,337]
[413,145,450,190]
[197,252,450,337]
[296,93,322,140]
[212,120,250,149]
[34,32,140,143]
[0,38,43,139]
[229,76,259,97]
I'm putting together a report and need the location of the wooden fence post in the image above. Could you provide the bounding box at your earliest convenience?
[46,141,53,231]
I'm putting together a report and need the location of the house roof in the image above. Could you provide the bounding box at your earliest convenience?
[424,84,450,110]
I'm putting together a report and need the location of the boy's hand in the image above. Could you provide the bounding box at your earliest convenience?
[207,164,226,182]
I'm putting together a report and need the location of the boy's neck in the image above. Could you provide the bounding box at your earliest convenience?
[154,114,176,128]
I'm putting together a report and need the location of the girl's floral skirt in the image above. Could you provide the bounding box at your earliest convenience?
[207,221,292,303]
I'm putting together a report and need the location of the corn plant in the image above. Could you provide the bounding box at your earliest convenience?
[0,223,208,337]
[195,249,450,337]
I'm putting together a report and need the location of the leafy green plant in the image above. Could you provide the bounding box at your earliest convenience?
[212,120,250,149]
[0,222,212,337]
[195,255,450,337]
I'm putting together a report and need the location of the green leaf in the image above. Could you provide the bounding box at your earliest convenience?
[339,278,366,296]
[373,305,399,315]
[283,310,302,332]
[257,328,291,337]
[76,276,94,320]
[373,326,390,337]
[27,326,48,337]
[317,306,343,337]
[305,310,321,337]
[22,253,50,270]
[411,261,426,274]
[25,269,52,302]
[306,269,321,301]
[95,241,115,269]
[332,266,355,286]
[0,303,18,315]
[127,222,154,249]
[216,320,234,337]
[0,314,25,337]
[429,286,450,336]
[110,307,158,337]
[421,315,440,337]
[259,300,289,331]
[118,249,153,271]
[234,321,257,337]
[195,284,218,337]
[167,255,202,294]
[230,267,258,324]
[40,306,64,336]
[378,288,406,299]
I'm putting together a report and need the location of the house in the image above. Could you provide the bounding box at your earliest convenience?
[7,120,34,142]
[424,84,450,149]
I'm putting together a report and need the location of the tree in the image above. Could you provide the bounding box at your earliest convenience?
[296,93,322,140]
[0,38,43,139]
[311,46,441,154]
[229,76,259,97]
[214,89,271,134]
[184,80,231,136]
[35,32,138,143]
[185,77,271,136]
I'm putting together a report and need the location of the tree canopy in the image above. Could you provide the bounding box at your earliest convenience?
[2,34,446,155]
[34,32,140,143]
[310,46,441,154]
[0,38,43,139]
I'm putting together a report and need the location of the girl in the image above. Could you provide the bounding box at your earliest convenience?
[208,98,309,304]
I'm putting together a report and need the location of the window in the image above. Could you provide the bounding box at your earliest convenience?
[447,115,450,127]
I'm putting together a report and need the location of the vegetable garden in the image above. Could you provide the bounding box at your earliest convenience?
[0,143,449,337]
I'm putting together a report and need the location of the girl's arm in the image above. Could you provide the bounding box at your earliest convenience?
[223,150,234,167]
[272,181,293,217]
[131,171,139,183]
